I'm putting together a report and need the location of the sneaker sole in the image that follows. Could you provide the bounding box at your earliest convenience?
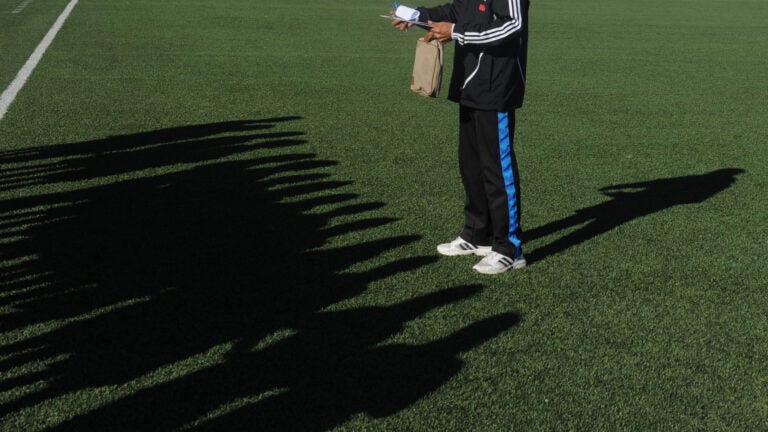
[473,259,527,274]
[437,246,492,257]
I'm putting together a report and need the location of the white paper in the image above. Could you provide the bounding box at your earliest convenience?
[395,5,419,21]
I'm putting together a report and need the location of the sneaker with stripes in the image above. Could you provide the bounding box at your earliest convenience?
[472,251,527,274]
[436,236,492,256]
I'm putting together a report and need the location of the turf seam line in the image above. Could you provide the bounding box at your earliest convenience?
[0,0,78,122]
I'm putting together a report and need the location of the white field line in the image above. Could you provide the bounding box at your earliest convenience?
[0,0,78,122]
[12,0,35,14]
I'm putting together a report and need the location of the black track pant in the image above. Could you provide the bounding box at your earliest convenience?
[458,105,523,257]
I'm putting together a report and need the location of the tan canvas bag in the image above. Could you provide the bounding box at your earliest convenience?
[411,32,444,97]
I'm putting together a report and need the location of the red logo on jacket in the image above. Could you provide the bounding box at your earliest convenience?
[478,3,487,11]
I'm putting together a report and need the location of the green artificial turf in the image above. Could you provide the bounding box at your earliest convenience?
[1,0,767,430]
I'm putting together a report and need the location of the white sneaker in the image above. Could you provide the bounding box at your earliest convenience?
[473,251,527,274]
[437,237,492,256]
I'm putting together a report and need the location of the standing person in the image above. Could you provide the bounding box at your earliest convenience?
[393,0,530,274]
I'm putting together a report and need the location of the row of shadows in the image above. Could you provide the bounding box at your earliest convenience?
[0,117,518,431]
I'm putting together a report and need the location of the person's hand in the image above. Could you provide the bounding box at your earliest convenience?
[390,10,414,31]
[428,21,453,42]
[392,19,414,31]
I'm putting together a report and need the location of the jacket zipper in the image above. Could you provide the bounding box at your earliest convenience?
[461,50,485,90]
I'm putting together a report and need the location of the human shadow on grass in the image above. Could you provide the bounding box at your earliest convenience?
[0,118,519,430]
[526,168,745,263]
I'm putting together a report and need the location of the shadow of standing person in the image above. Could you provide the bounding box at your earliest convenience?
[526,168,745,262]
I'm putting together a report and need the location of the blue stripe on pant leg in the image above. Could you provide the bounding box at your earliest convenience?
[497,112,521,250]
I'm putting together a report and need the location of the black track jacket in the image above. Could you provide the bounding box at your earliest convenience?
[417,0,529,111]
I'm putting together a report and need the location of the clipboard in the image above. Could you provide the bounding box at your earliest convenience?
[380,15,431,30]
